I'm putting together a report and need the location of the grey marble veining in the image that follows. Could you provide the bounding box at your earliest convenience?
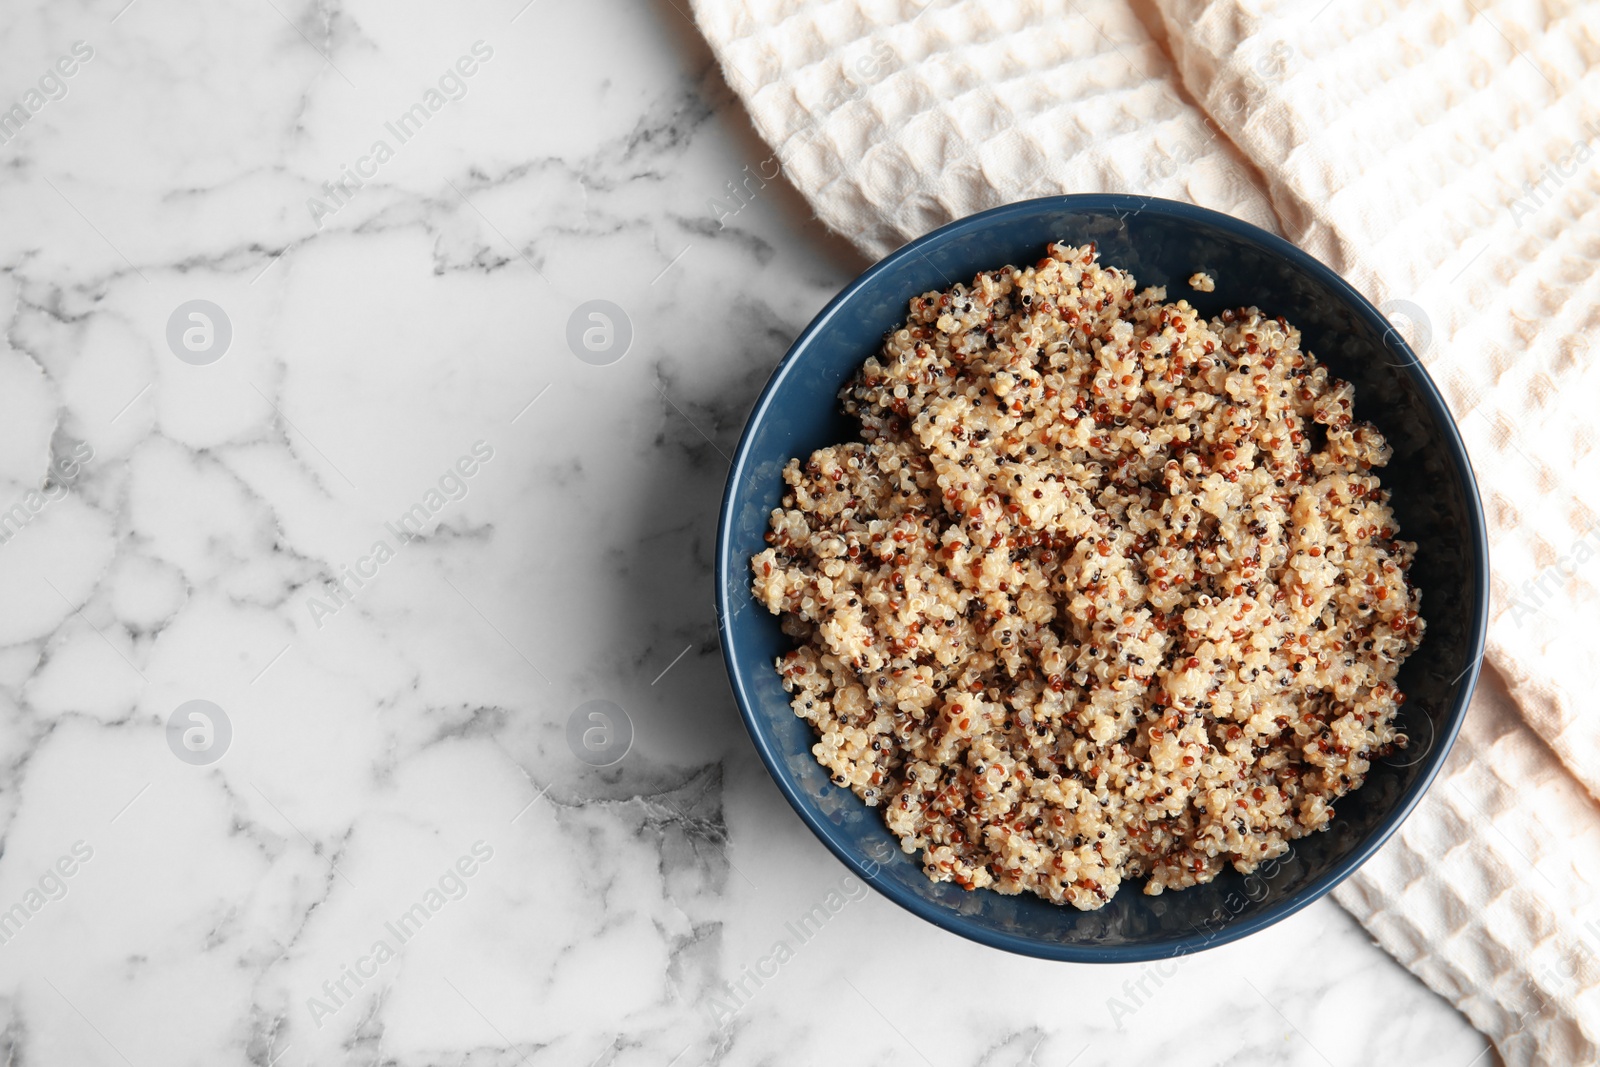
[0,0,1495,1064]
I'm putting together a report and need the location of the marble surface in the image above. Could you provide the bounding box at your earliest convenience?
[0,0,1497,1064]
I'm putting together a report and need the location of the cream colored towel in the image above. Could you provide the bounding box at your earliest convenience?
[689,0,1600,1061]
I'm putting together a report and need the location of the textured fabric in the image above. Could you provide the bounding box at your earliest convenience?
[1336,678,1600,1065]
[692,0,1279,251]
[689,0,1600,1061]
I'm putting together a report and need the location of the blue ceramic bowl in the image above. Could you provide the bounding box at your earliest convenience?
[715,195,1488,962]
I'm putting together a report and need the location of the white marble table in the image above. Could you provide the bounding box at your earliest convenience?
[0,0,1496,1063]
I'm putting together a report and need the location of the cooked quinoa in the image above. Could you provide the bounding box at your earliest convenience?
[751,242,1424,910]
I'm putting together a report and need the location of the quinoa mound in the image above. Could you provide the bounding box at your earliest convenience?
[750,242,1424,910]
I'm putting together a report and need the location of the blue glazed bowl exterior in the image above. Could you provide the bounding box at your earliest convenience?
[715,195,1489,962]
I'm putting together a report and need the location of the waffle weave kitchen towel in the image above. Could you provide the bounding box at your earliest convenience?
[688,0,1600,1061]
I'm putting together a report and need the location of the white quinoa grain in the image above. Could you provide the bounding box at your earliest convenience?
[752,243,1423,910]
[1189,271,1216,292]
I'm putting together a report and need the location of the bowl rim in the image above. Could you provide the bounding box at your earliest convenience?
[714,193,1490,963]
